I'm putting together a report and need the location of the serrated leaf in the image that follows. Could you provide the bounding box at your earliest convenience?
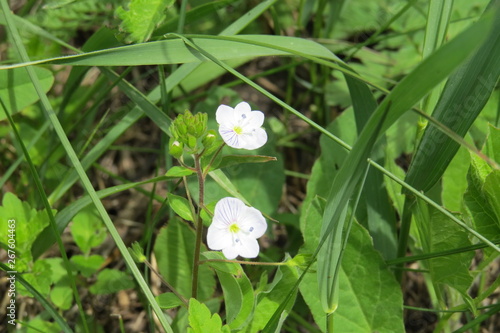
[19,260,53,297]
[70,206,107,255]
[187,298,230,333]
[168,193,194,221]
[156,292,185,309]
[89,269,134,295]
[154,218,215,300]
[0,193,53,272]
[70,254,105,278]
[50,286,73,310]
[0,67,54,121]
[414,202,474,295]
[464,155,500,242]
[116,0,174,43]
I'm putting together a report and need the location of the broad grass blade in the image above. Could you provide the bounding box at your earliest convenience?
[405,5,500,192]
[317,10,496,313]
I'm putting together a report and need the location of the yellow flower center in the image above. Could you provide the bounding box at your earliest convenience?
[229,223,240,233]
[233,126,243,135]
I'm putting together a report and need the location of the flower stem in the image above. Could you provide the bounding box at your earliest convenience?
[191,154,205,299]
[202,142,225,177]
[143,259,188,307]
[199,259,287,266]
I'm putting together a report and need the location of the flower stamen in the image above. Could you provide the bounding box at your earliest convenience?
[233,126,243,135]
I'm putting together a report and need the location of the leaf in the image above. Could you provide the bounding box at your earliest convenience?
[116,0,174,43]
[299,198,404,331]
[202,252,255,329]
[414,202,474,296]
[70,254,105,278]
[405,7,500,192]
[464,154,500,243]
[168,193,194,222]
[166,166,195,178]
[318,10,496,313]
[89,269,135,295]
[154,218,215,300]
[0,192,53,272]
[70,206,107,255]
[50,286,73,310]
[187,298,230,333]
[156,292,185,309]
[0,67,54,120]
[19,260,53,297]
[5,35,340,68]
[245,256,299,332]
[216,155,277,169]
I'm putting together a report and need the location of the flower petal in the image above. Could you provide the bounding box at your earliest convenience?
[222,245,240,260]
[235,234,260,258]
[216,104,235,126]
[207,226,232,250]
[234,101,251,114]
[242,111,264,129]
[239,206,267,238]
[219,125,240,148]
[238,128,267,150]
[213,197,246,225]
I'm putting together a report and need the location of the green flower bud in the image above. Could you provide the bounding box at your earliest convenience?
[187,134,197,150]
[128,241,147,263]
[202,130,217,149]
[169,139,183,158]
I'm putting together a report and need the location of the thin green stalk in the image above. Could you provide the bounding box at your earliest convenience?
[191,154,205,299]
[143,259,189,307]
[395,196,416,283]
[327,312,334,333]
[0,3,173,332]
[199,259,286,266]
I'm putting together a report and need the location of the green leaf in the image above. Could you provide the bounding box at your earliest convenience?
[116,0,174,43]
[0,192,52,272]
[216,155,277,169]
[50,286,73,310]
[299,197,404,331]
[413,202,474,296]
[89,269,135,295]
[19,260,53,297]
[405,7,500,192]
[70,254,105,278]
[154,218,215,300]
[0,67,54,120]
[5,35,339,68]
[464,155,500,242]
[187,298,230,333]
[203,252,254,328]
[168,193,194,222]
[441,145,470,211]
[156,292,185,309]
[484,170,500,224]
[166,166,195,178]
[70,206,107,255]
[245,257,299,332]
[318,9,496,313]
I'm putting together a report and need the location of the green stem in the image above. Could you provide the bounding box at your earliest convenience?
[143,260,188,307]
[395,196,416,283]
[202,143,226,177]
[199,259,286,266]
[327,312,334,333]
[191,154,205,299]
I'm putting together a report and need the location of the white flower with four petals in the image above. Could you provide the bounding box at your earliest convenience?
[216,102,268,150]
[207,197,267,259]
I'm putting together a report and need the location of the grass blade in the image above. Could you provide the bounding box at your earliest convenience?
[405,4,500,192]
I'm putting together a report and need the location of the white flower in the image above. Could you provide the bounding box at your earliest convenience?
[216,102,268,150]
[207,197,267,259]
